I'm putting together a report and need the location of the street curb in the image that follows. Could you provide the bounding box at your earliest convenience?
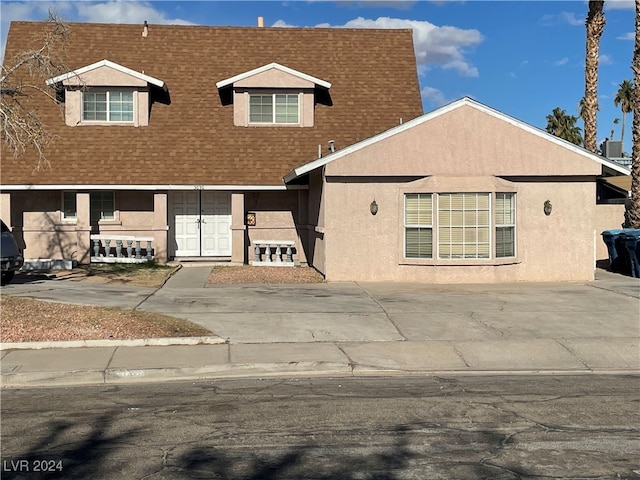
[0,336,227,351]
[1,362,354,388]
[2,365,639,389]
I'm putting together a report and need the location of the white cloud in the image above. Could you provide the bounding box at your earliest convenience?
[272,20,296,28]
[599,54,613,65]
[421,86,448,108]
[560,11,584,26]
[554,57,569,66]
[606,0,634,9]
[321,16,483,77]
[74,2,193,25]
[617,32,633,41]
[276,16,482,77]
[541,11,584,27]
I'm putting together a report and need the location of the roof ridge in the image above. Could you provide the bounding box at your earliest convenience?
[8,20,414,33]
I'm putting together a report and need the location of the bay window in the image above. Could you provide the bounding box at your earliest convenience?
[403,192,516,261]
[404,194,433,259]
[495,193,516,258]
[438,193,490,259]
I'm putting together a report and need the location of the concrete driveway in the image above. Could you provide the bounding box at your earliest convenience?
[135,268,640,348]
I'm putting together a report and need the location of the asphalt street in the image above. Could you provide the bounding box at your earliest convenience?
[1,375,639,479]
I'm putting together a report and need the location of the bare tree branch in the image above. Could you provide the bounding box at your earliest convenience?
[1,11,70,171]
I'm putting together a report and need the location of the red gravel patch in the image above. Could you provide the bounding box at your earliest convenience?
[207,265,324,284]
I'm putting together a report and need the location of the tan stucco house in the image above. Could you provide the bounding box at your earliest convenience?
[285,97,630,282]
[0,21,422,269]
[1,21,629,283]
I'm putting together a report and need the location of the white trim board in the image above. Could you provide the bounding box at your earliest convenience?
[216,62,331,89]
[283,97,631,183]
[46,59,165,87]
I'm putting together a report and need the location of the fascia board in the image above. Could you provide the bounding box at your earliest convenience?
[216,62,331,89]
[46,59,165,87]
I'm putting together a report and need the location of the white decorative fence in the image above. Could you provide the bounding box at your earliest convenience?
[90,235,154,263]
[251,240,295,266]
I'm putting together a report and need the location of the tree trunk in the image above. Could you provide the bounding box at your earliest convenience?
[628,0,640,228]
[621,112,626,147]
[584,1,606,153]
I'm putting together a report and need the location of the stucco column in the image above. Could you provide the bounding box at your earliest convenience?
[231,192,246,264]
[75,192,91,264]
[0,192,11,226]
[153,192,168,262]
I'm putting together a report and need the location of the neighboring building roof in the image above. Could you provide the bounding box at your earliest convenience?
[216,62,331,89]
[285,97,631,182]
[601,175,631,193]
[45,59,165,87]
[1,22,423,187]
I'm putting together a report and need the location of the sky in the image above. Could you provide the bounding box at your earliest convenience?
[0,0,636,154]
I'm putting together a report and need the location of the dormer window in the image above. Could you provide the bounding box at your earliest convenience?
[216,63,331,128]
[46,59,166,127]
[83,89,134,122]
[249,93,299,124]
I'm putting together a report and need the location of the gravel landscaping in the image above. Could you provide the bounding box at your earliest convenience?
[207,265,324,284]
[0,295,211,343]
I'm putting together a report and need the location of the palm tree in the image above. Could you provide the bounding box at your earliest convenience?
[614,79,634,148]
[628,0,640,228]
[578,96,600,120]
[546,107,583,146]
[610,118,620,140]
[583,1,606,153]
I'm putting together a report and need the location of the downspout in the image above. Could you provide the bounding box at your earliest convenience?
[321,164,327,277]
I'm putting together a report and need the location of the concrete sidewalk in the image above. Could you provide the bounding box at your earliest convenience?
[1,267,639,387]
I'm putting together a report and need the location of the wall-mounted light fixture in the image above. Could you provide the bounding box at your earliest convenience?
[543,200,552,216]
[370,199,378,216]
[246,211,256,226]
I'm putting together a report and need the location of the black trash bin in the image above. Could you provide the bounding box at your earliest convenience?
[601,229,625,273]
[621,229,640,278]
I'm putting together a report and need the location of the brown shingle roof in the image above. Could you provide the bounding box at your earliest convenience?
[1,22,423,186]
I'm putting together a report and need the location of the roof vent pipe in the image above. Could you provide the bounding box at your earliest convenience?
[328,140,335,153]
[142,20,148,38]
[258,16,264,27]
[318,144,322,159]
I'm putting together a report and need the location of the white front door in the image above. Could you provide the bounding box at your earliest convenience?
[171,191,232,257]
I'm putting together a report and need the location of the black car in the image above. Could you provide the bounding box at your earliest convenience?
[1,220,24,285]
